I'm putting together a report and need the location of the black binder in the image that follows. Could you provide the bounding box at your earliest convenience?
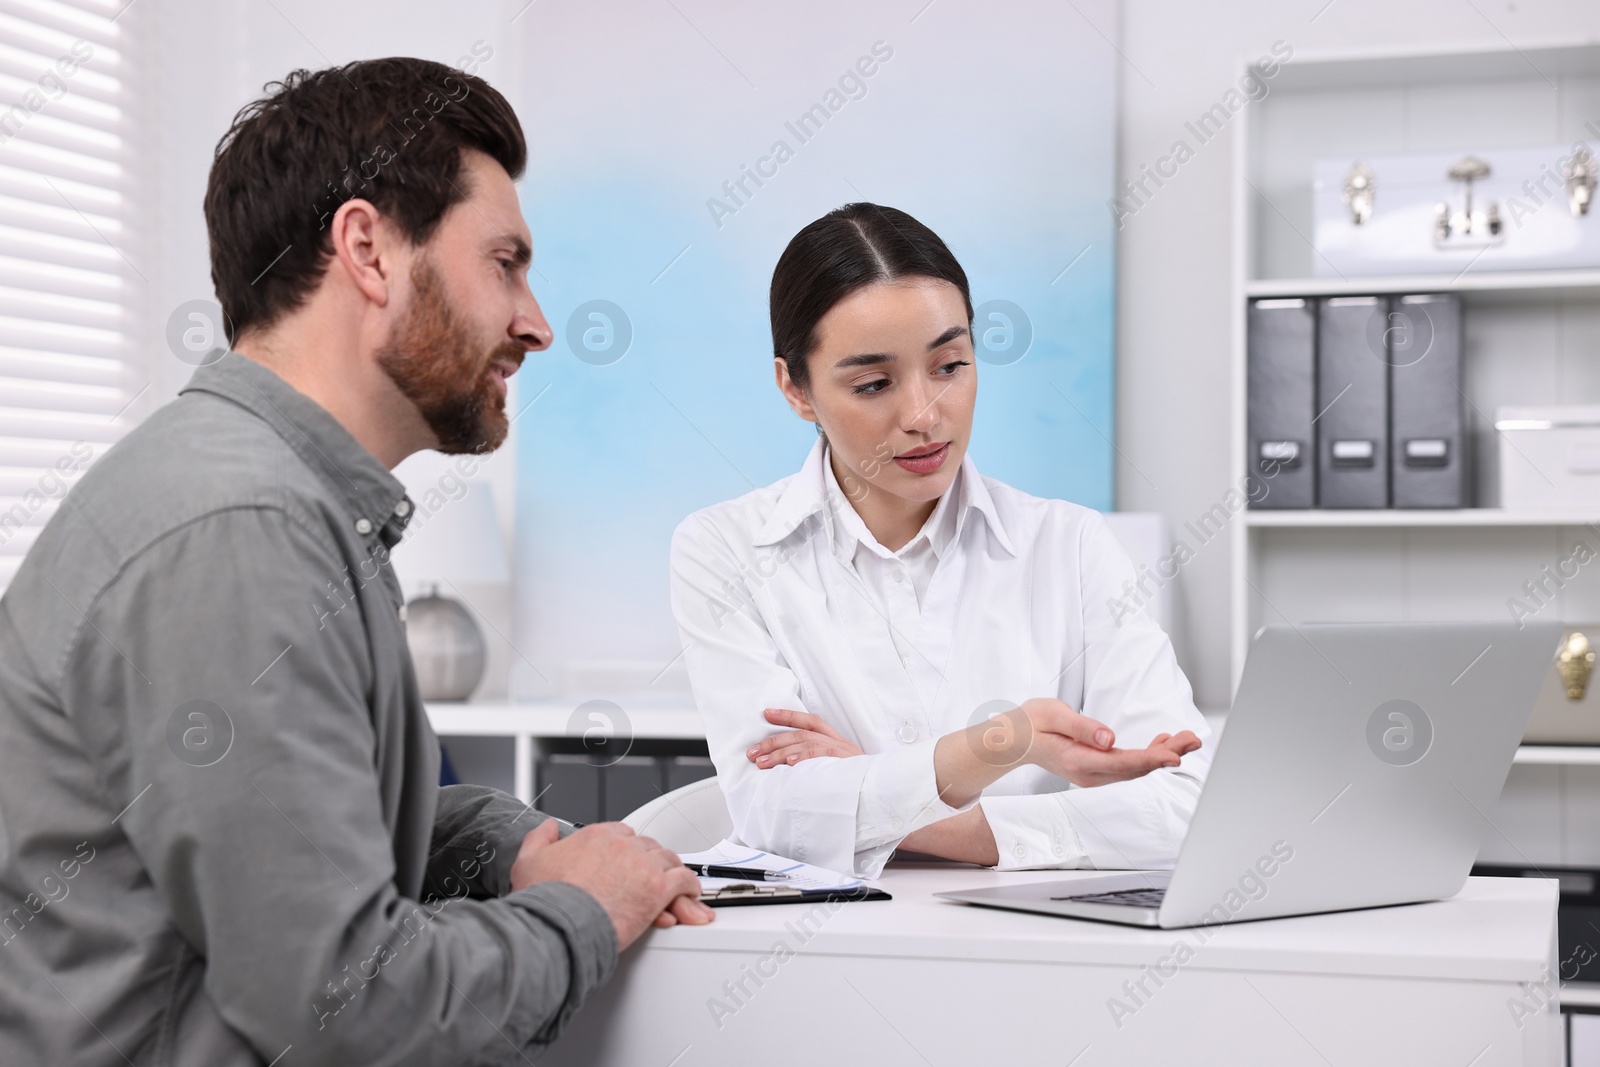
[666,755,717,792]
[1247,298,1317,508]
[1317,296,1389,508]
[1389,294,1468,508]
[539,754,602,825]
[603,756,665,822]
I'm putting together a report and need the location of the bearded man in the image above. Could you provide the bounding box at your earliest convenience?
[0,57,709,1067]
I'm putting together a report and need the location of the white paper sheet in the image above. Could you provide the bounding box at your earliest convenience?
[679,839,865,892]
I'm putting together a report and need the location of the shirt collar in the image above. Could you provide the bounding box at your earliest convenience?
[753,436,1016,559]
[823,446,955,564]
[179,351,416,548]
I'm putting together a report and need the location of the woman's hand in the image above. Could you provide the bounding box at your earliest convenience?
[1017,699,1201,787]
[932,697,1203,808]
[750,698,1199,802]
[746,707,864,768]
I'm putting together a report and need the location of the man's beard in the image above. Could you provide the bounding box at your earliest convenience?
[377,257,525,455]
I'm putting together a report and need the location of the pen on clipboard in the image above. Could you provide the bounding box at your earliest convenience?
[684,863,792,881]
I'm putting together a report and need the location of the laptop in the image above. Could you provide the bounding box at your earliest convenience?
[936,621,1563,929]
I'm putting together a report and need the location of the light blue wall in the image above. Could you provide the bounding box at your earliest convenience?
[512,1,1118,690]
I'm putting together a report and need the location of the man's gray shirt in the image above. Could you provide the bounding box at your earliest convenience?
[0,352,617,1065]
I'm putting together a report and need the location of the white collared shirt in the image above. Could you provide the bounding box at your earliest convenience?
[670,438,1213,877]
[821,445,955,658]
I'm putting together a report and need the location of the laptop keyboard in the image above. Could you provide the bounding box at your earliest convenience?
[1051,886,1167,909]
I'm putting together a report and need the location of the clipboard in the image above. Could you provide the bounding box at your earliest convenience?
[682,840,888,907]
[700,883,892,908]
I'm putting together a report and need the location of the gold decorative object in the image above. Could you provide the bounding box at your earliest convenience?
[1557,631,1595,701]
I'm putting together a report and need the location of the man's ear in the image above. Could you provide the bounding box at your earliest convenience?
[774,357,818,424]
[328,198,396,308]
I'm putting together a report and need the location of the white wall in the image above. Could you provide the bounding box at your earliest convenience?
[1115,0,1600,710]
[144,0,530,399]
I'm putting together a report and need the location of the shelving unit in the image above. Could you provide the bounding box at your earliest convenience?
[1229,40,1600,685]
[432,701,1600,793]
[1229,42,1600,1007]
[1246,268,1600,300]
[426,699,704,805]
[1246,509,1600,528]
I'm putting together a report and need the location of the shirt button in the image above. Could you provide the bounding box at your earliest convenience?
[893,570,905,583]
[398,604,408,622]
[897,721,918,744]
[354,517,374,535]
[394,500,412,517]
[1013,842,1026,861]
[891,816,903,831]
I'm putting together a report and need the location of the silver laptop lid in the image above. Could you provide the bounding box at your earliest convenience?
[1157,621,1562,927]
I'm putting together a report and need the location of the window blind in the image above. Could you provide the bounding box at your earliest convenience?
[0,0,138,592]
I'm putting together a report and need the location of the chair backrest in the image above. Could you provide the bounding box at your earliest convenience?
[1101,511,1172,631]
[622,776,733,853]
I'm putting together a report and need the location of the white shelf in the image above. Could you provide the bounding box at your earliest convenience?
[1563,982,1600,1010]
[1246,509,1600,528]
[1209,718,1598,768]
[1246,269,1600,301]
[1514,746,1600,767]
[426,700,706,740]
[1272,41,1600,92]
[425,710,1598,764]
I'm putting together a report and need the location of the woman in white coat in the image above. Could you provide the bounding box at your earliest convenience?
[670,203,1210,878]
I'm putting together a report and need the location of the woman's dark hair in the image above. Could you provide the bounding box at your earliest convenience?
[770,203,973,390]
[205,57,526,342]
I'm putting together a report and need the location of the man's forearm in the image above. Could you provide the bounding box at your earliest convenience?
[429,784,566,898]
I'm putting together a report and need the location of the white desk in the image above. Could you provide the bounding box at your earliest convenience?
[543,865,1562,1067]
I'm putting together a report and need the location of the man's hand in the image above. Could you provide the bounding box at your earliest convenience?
[746,707,863,767]
[1017,699,1201,787]
[507,821,713,950]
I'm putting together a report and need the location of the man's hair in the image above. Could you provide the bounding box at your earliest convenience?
[205,57,526,342]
